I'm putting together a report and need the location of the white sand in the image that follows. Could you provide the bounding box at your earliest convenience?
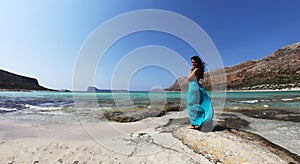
[0,112,212,163]
[0,110,294,163]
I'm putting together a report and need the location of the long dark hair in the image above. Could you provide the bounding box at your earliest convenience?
[191,55,205,80]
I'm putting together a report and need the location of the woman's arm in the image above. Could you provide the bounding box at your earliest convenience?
[187,67,199,81]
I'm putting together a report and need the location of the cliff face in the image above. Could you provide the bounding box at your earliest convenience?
[0,69,51,91]
[167,42,300,91]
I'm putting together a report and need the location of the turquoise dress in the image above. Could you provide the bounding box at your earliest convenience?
[186,79,213,126]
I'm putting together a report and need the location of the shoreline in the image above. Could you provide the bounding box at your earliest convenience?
[222,87,300,92]
[1,88,300,93]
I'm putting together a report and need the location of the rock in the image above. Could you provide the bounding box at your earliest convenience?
[155,111,300,163]
[172,126,299,164]
[163,102,185,112]
[228,109,300,122]
[103,101,186,123]
[214,113,250,130]
[104,108,166,122]
[155,118,190,133]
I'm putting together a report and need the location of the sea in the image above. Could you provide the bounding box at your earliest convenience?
[0,90,299,155]
[1,90,299,123]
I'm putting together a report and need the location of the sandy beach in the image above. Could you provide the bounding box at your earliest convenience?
[0,110,298,164]
[0,112,212,163]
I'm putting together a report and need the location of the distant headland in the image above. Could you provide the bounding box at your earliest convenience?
[0,69,54,91]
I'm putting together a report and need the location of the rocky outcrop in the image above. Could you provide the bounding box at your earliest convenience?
[104,102,183,122]
[167,42,300,91]
[172,127,299,163]
[104,108,166,122]
[157,115,300,164]
[0,69,52,91]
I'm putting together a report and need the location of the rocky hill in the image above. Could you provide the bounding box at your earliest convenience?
[0,69,52,91]
[165,77,188,92]
[166,42,300,91]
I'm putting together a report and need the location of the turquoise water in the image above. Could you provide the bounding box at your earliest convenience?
[0,90,299,123]
[0,91,185,123]
[223,91,300,110]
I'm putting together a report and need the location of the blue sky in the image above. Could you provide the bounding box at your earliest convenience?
[0,0,299,91]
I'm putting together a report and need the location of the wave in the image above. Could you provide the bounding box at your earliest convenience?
[281,98,294,101]
[0,107,18,113]
[24,104,62,111]
[239,100,259,104]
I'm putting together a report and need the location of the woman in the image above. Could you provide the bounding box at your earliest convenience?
[186,56,213,129]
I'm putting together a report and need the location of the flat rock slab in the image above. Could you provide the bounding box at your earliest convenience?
[104,108,166,122]
[171,126,300,164]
